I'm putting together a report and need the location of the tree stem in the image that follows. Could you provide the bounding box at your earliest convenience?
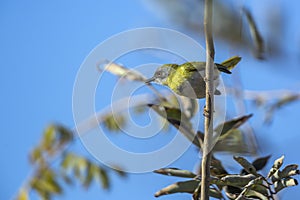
[201,0,215,199]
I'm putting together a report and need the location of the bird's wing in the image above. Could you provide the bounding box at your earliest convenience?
[180,62,205,72]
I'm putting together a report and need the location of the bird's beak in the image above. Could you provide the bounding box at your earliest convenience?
[144,77,155,84]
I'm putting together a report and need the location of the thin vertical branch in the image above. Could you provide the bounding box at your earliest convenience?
[201,0,215,199]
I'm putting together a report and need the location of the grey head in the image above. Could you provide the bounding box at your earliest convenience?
[145,64,177,85]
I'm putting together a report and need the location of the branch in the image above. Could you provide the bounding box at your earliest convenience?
[200,0,215,199]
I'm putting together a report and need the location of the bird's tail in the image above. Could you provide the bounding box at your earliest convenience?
[220,56,242,71]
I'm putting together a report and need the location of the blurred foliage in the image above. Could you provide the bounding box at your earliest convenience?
[16,125,125,200]
[145,0,285,59]
[249,92,300,124]
[154,155,299,199]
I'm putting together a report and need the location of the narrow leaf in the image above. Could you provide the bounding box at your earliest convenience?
[148,104,201,148]
[16,189,29,200]
[213,129,249,154]
[274,178,298,193]
[97,167,110,189]
[154,168,196,178]
[267,155,284,178]
[154,180,199,197]
[155,179,222,198]
[234,156,258,176]
[214,114,252,136]
[271,164,300,182]
[221,174,256,187]
[243,8,264,59]
[42,125,55,150]
[252,155,271,171]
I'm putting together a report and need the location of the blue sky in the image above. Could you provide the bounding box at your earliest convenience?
[1,0,300,200]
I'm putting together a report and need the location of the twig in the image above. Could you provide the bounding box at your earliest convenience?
[200,0,215,199]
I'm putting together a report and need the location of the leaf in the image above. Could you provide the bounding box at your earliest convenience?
[252,155,271,171]
[280,164,300,178]
[111,165,127,177]
[234,156,258,176]
[267,155,284,178]
[148,104,201,148]
[31,177,62,195]
[214,114,253,137]
[16,189,29,200]
[245,185,269,199]
[30,147,43,164]
[221,174,256,187]
[243,8,264,59]
[42,125,56,151]
[210,156,228,177]
[198,156,228,178]
[271,164,300,182]
[154,180,199,197]
[265,95,300,123]
[61,153,76,170]
[99,61,146,82]
[274,177,298,193]
[97,167,110,189]
[56,125,73,146]
[154,168,196,178]
[213,129,250,154]
[83,162,96,189]
[224,186,242,199]
[102,113,126,132]
[244,189,269,200]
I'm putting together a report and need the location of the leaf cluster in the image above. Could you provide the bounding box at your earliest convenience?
[154,155,299,199]
[16,124,125,200]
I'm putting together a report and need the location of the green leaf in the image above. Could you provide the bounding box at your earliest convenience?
[96,167,110,189]
[56,125,73,146]
[234,156,258,176]
[243,8,264,59]
[271,164,300,182]
[265,95,299,123]
[213,129,249,153]
[214,114,252,137]
[210,156,228,177]
[252,155,271,171]
[30,147,43,164]
[154,168,196,178]
[102,114,126,132]
[154,180,222,198]
[244,189,269,200]
[61,153,76,170]
[274,177,298,193]
[42,125,56,151]
[221,174,256,187]
[31,176,62,196]
[83,162,96,189]
[16,189,29,200]
[154,180,199,197]
[148,104,201,148]
[267,155,284,178]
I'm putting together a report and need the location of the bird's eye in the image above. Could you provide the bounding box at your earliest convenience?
[157,72,161,76]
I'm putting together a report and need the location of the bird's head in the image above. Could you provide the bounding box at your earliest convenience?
[145,64,178,85]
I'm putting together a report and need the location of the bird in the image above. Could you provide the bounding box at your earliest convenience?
[145,56,241,99]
